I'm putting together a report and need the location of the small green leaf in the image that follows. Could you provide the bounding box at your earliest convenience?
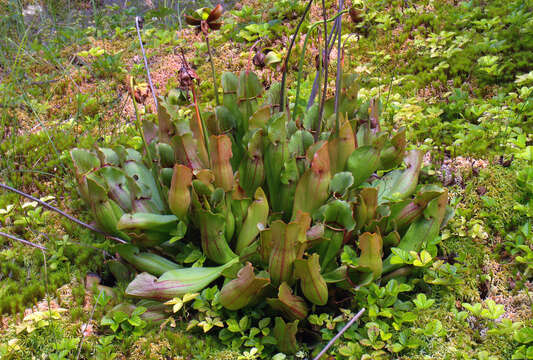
[330,172,354,194]
[413,293,435,310]
[514,327,533,344]
[112,311,129,324]
[131,306,147,317]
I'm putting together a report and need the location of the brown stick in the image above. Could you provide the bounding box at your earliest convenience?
[312,308,366,360]
[0,182,127,244]
[0,231,48,250]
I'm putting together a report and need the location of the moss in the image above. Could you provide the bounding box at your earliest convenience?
[402,307,515,360]
[16,322,67,359]
[159,329,241,360]
[461,164,525,235]
[437,164,525,302]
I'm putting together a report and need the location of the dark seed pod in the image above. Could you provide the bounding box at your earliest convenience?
[178,64,199,91]
[349,7,363,24]
[253,50,266,69]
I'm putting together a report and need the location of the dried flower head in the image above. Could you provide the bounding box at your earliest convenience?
[349,7,363,24]
[177,51,199,91]
[253,49,266,69]
[185,4,223,35]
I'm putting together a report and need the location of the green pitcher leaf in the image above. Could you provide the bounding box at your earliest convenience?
[292,141,331,219]
[315,200,356,231]
[239,129,265,196]
[273,317,299,354]
[264,113,289,212]
[210,134,235,192]
[96,147,120,166]
[117,213,178,233]
[96,167,133,213]
[383,190,448,274]
[294,254,328,305]
[126,258,238,301]
[330,172,355,195]
[375,150,423,204]
[358,232,383,279]
[196,209,237,264]
[123,158,165,213]
[86,176,129,240]
[249,104,272,130]
[231,195,252,236]
[356,187,378,231]
[329,118,356,174]
[71,148,100,175]
[268,214,310,287]
[219,262,270,310]
[378,127,406,170]
[157,143,175,168]
[237,71,263,126]
[267,282,308,321]
[117,245,181,276]
[346,143,382,188]
[236,187,269,254]
[70,148,101,203]
[168,164,193,222]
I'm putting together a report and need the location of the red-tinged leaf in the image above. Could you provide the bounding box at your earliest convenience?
[209,21,222,30]
[168,164,193,221]
[157,104,175,144]
[356,187,378,231]
[196,169,215,186]
[267,282,308,320]
[126,259,238,300]
[358,232,383,279]
[259,227,272,265]
[329,117,356,174]
[389,185,445,232]
[210,134,235,192]
[125,272,194,301]
[268,213,311,287]
[249,105,271,130]
[219,262,270,310]
[207,4,223,22]
[292,141,331,219]
[171,134,206,170]
[184,15,201,26]
[292,211,312,259]
[294,254,328,305]
[268,221,296,287]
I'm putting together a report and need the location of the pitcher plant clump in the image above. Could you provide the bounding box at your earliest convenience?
[71,64,451,352]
